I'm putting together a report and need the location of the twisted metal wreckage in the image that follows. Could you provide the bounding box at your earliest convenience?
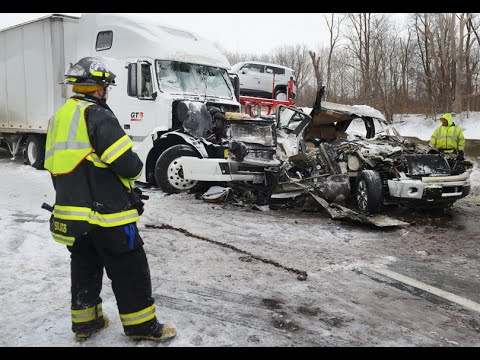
[157,87,472,228]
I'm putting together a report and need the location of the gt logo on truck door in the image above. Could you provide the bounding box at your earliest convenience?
[130,112,144,121]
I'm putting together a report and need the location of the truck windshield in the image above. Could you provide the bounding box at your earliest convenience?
[156,60,233,99]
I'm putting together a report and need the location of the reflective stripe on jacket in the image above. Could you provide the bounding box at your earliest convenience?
[86,143,140,191]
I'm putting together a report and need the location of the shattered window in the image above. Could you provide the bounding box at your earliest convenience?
[140,64,153,98]
[277,108,304,131]
[346,117,386,139]
[155,60,234,99]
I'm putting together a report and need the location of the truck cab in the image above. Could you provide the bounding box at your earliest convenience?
[71,14,242,187]
[0,13,241,184]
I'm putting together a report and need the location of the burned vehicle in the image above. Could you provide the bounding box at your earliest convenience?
[273,101,472,214]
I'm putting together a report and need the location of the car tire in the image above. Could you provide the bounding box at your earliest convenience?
[154,144,202,194]
[355,170,384,214]
[23,135,45,170]
[274,90,287,101]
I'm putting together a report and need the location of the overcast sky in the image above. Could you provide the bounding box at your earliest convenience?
[0,13,407,55]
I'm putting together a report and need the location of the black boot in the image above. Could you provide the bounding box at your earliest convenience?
[74,315,109,342]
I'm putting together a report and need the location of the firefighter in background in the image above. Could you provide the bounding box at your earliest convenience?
[44,57,176,342]
[429,113,466,161]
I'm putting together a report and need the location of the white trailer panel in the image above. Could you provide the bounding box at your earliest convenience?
[5,26,27,130]
[23,19,51,132]
[0,15,79,134]
[0,32,7,128]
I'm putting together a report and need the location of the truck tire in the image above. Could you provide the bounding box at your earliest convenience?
[274,90,287,101]
[23,135,45,170]
[355,170,383,214]
[155,144,201,194]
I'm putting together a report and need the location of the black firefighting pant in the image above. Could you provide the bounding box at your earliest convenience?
[67,223,157,334]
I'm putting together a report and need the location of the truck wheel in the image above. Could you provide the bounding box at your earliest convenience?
[355,170,383,214]
[275,90,287,101]
[23,135,45,170]
[155,144,201,194]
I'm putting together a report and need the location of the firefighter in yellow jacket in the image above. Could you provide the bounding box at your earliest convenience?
[44,57,176,342]
[429,113,466,160]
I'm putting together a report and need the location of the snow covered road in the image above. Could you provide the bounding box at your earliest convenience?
[1,148,479,347]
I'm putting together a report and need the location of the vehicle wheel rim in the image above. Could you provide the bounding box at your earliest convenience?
[275,92,287,101]
[357,180,368,211]
[27,142,37,164]
[166,157,197,191]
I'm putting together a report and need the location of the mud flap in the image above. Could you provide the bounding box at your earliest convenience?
[309,193,409,228]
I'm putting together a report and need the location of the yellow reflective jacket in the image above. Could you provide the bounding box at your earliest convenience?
[44,97,143,246]
[45,99,94,174]
[429,113,465,153]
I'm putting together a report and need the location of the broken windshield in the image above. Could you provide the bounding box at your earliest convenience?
[277,107,309,132]
[155,60,234,99]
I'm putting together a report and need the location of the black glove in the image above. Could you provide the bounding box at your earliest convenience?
[130,187,148,216]
[133,187,149,200]
[457,150,465,161]
[132,197,145,216]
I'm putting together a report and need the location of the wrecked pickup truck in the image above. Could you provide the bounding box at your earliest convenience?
[158,95,472,216]
[273,102,472,214]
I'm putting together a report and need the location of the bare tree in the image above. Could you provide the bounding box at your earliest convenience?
[412,13,440,115]
[324,13,345,101]
[308,50,323,89]
[369,15,400,122]
[216,13,480,114]
[453,13,466,114]
[343,13,375,103]
[464,13,480,111]
[398,30,413,112]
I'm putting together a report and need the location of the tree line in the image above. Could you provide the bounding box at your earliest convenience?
[218,13,480,122]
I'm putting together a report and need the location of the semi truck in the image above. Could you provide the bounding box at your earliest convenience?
[0,13,241,191]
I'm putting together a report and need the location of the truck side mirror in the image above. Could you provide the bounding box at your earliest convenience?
[127,63,138,96]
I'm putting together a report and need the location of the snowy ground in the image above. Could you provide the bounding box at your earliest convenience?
[1,111,479,347]
[392,111,480,141]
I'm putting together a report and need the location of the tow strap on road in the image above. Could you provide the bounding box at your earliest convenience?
[144,223,308,281]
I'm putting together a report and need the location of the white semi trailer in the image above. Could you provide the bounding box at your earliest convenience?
[0,13,240,191]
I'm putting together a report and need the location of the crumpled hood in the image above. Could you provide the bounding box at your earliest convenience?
[353,138,451,176]
[354,139,404,159]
